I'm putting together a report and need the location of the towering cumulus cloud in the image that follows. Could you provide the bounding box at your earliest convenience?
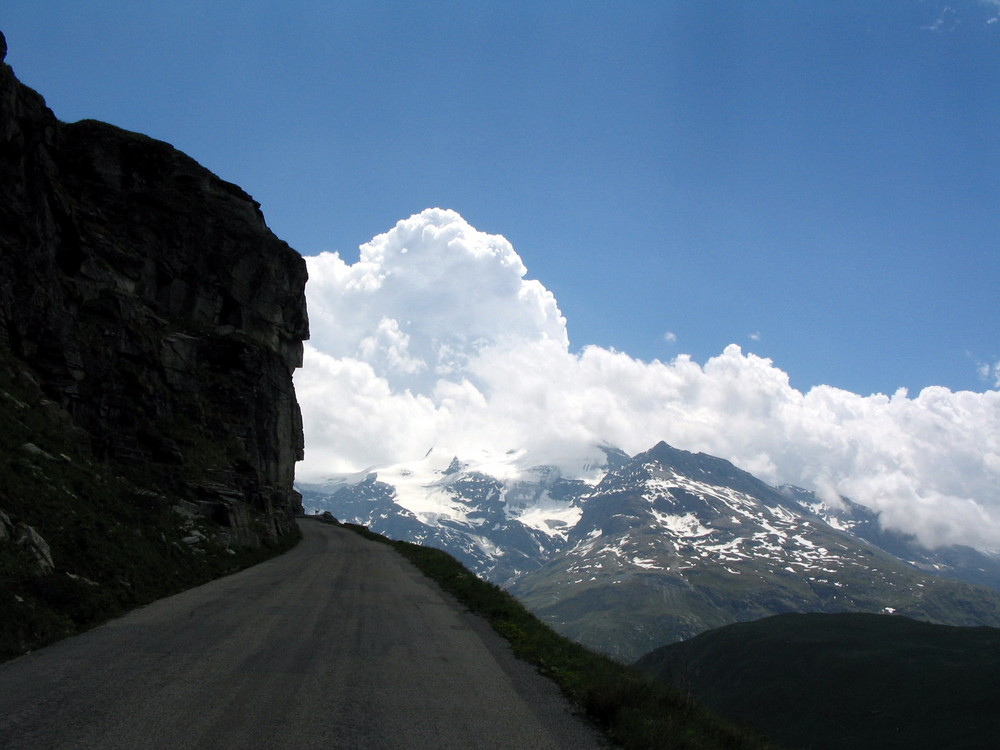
[296,209,1000,551]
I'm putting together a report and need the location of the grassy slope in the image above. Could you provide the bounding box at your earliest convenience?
[0,351,300,660]
[338,520,778,750]
[634,611,1000,750]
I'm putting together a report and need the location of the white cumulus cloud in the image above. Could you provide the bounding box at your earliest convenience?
[304,208,566,395]
[295,208,1000,551]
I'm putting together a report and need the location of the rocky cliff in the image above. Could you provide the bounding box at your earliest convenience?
[0,33,308,546]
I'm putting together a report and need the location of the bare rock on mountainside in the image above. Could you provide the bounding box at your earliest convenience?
[0,34,308,544]
[303,440,1000,662]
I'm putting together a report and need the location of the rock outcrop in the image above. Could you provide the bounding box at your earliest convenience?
[0,510,54,575]
[0,34,308,545]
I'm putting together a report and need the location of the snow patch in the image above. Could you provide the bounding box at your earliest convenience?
[650,510,712,538]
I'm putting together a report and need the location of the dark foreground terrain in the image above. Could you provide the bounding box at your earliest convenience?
[0,520,603,750]
[634,611,1000,750]
[1,31,307,657]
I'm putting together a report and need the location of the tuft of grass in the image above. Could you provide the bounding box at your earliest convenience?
[338,521,777,750]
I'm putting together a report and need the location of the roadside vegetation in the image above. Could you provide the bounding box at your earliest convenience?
[0,351,301,661]
[337,519,777,750]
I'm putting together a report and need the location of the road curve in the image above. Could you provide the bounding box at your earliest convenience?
[0,520,604,749]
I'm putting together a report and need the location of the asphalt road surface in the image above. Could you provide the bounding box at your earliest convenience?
[0,519,605,749]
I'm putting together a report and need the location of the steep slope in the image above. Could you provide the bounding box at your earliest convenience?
[0,33,308,655]
[634,612,1000,750]
[507,442,1000,660]
[0,35,307,538]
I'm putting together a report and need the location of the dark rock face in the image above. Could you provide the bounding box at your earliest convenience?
[0,48,308,544]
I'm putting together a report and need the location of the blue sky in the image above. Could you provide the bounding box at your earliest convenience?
[3,0,998,396]
[6,2,1000,549]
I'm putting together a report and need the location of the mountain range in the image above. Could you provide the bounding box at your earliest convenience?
[298,440,1000,661]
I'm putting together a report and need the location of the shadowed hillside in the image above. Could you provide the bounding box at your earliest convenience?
[634,612,1000,750]
[0,31,308,657]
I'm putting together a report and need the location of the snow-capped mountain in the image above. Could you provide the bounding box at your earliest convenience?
[778,484,1000,592]
[297,441,1000,661]
[296,446,612,582]
[509,442,1000,659]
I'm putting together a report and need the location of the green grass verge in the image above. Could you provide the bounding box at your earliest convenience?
[338,520,777,750]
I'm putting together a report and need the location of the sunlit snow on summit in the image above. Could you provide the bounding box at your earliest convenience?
[295,208,1000,551]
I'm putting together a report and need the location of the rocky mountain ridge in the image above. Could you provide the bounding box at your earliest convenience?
[297,446,602,583]
[300,440,1000,661]
[510,442,1000,659]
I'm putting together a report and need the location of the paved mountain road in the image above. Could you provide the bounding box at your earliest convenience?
[0,520,604,749]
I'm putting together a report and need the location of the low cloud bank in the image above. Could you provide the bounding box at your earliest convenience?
[295,208,1000,551]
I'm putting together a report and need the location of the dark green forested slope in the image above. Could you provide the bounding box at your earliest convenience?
[634,612,1000,750]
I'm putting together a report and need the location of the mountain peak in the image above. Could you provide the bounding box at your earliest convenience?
[631,442,791,510]
[300,440,1000,661]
